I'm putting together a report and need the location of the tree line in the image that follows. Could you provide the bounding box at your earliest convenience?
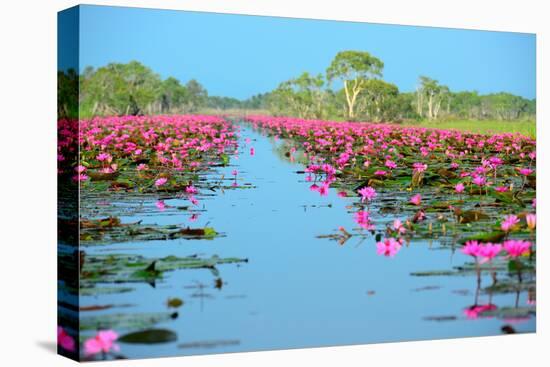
[262,51,535,122]
[58,55,535,122]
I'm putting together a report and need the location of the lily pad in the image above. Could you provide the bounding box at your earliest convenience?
[119,329,178,344]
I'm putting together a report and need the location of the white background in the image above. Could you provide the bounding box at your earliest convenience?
[0,0,547,365]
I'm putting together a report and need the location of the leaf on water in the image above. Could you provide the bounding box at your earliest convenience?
[167,298,184,308]
[80,253,248,286]
[413,285,441,292]
[480,306,536,319]
[178,339,240,349]
[81,312,178,331]
[423,315,457,322]
[410,270,456,277]
[119,329,178,344]
[454,209,489,224]
[459,231,506,244]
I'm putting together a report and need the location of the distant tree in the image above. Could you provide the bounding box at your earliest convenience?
[184,79,208,112]
[270,72,326,118]
[416,76,450,120]
[357,79,399,121]
[326,51,384,119]
[57,68,79,119]
[160,77,188,113]
[80,61,162,116]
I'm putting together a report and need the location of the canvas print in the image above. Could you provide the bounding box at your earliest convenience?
[57,5,536,362]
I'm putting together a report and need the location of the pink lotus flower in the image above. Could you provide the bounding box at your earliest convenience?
[156,200,166,211]
[74,174,89,182]
[495,186,508,192]
[189,213,199,222]
[376,237,402,257]
[385,160,397,169]
[84,330,119,356]
[462,240,481,258]
[318,183,329,196]
[393,219,406,234]
[250,147,255,156]
[231,169,238,176]
[154,177,168,187]
[413,162,427,173]
[185,185,198,194]
[472,175,486,186]
[374,170,387,176]
[478,243,502,263]
[503,240,531,258]
[455,183,465,193]
[57,326,75,352]
[96,152,112,162]
[189,196,199,206]
[137,163,148,171]
[518,168,534,176]
[354,210,374,230]
[337,191,347,197]
[526,213,536,230]
[463,304,497,319]
[309,184,319,192]
[410,194,422,206]
[501,214,519,232]
[358,186,377,202]
[75,165,87,173]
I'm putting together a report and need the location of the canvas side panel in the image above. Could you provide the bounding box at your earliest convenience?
[57,5,80,361]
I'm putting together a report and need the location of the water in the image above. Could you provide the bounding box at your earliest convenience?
[79,124,535,360]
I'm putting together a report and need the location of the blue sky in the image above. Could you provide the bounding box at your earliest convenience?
[73,5,535,99]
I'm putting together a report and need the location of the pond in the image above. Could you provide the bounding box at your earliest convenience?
[58,116,535,361]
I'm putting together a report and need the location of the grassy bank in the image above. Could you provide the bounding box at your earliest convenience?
[401,119,536,138]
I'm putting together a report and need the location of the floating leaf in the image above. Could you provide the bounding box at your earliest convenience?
[119,329,177,344]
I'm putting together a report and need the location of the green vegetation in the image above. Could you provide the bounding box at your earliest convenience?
[402,119,536,138]
[58,52,535,130]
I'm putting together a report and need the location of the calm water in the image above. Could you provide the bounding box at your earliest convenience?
[79,124,535,359]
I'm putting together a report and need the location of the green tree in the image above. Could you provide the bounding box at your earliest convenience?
[184,79,208,112]
[80,61,162,116]
[269,72,326,118]
[326,51,384,119]
[159,77,188,113]
[358,79,399,121]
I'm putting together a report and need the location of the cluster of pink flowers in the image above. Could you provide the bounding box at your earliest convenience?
[78,115,239,187]
[462,239,532,262]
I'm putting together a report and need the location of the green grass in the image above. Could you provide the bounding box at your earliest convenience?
[401,119,536,138]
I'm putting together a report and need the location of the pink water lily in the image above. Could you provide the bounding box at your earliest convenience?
[503,240,531,258]
[154,177,168,187]
[410,194,422,206]
[84,330,119,356]
[57,326,75,352]
[455,183,465,193]
[478,243,502,263]
[376,237,402,257]
[358,186,377,202]
[526,213,536,230]
[185,185,198,194]
[354,211,375,230]
[462,240,481,258]
[501,214,520,232]
[156,200,166,211]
